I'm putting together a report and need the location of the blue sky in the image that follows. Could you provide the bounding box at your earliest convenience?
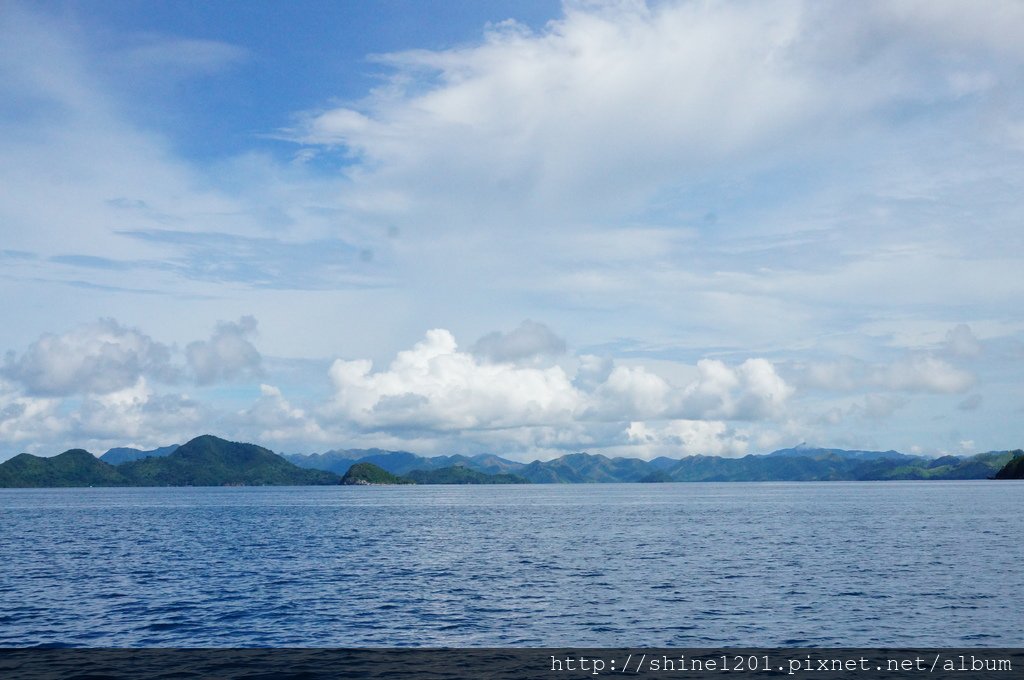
[2,0,1023,461]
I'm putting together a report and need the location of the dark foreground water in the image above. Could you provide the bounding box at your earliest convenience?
[0,482,1021,647]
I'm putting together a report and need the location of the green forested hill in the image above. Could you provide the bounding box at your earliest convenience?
[340,462,413,485]
[119,435,339,486]
[993,451,1024,479]
[0,449,129,487]
[0,435,339,487]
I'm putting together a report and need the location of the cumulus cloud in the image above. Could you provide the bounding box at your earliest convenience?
[240,384,325,445]
[0,372,205,457]
[674,358,794,420]
[2,315,268,397]
[573,354,614,392]
[72,378,153,441]
[588,364,672,420]
[0,315,276,455]
[470,319,566,364]
[323,328,793,440]
[325,328,579,431]
[2,318,173,396]
[0,379,62,450]
[58,377,202,451]
[186,316,263,385]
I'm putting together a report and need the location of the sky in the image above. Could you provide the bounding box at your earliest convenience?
[2,0,1023,461]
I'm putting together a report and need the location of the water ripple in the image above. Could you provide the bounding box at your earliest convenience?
[1,482,1022,646]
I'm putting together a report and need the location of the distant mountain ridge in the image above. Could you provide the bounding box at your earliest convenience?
[2,437,1019,487]
[100,444,179,465]
[764,444,915,462]
[284,449,518,476]
[287,445,1019,483]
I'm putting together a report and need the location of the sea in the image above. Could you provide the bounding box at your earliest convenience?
[0,481,1021,647]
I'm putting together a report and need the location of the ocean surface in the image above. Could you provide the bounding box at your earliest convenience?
[1,481,1021,647]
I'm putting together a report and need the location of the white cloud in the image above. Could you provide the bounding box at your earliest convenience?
[73,378,154,441]
[626,419,750,458]
[239,384,326,446]
[292,0,1024,225]
[2,318,172,396]
[324,328,580,431]
[943,324,982,358]
[2,315,268,397]
[588,364,672,420]
[0,315,277,456]
[113,37,249,78]
[66,377,203,452]
[796,354,974,394]
[854,393,909,421]
[674,358,794,420]
[0,372,205,457]
[882,355,974,394]
[0,379,62,452]
[265,0,1024,386]
[323,328,792,439]
[293,0,819,220]
[573,354,614,392]
[186,316,264,385]
[0,318,1005,460]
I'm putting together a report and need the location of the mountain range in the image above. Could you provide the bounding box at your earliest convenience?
[285,444,1022,483]
[1,436,1021,487]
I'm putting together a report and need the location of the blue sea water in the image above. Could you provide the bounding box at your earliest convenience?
[0,481,1020,647]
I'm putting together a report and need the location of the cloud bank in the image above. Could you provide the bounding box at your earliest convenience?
[0,315,1000,460]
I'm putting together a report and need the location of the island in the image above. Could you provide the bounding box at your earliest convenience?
[341,462,414,485]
